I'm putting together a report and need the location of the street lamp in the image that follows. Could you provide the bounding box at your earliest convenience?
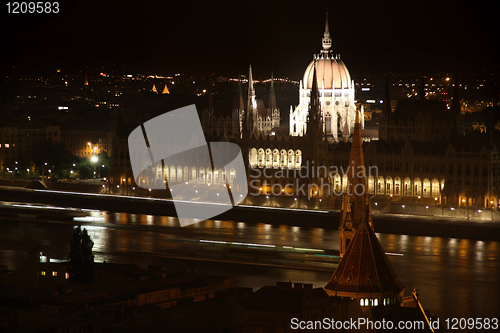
[91,155,98,179]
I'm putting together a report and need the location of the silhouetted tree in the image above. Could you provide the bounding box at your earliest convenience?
[68,225,94,283]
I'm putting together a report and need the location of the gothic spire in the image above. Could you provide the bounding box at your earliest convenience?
[322,12,332,52]
[248,65,255,101]
[238,73,244,110]
[268,72,277,110]
[338,109,374,258]
[307,63,321,140]
[246,65,256,136]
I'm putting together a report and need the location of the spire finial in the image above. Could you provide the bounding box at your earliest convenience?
[248,65,255,98]
[268,71,277,111]
[322,12,332,51]
[270,71,275,95]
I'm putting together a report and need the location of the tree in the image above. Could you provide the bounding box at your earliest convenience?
[68,225,95,283]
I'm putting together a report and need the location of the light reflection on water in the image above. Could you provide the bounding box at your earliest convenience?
[0,211,498,323]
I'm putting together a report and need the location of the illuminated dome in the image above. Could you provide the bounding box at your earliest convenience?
[303,55,352,90]
[289,12,361,140]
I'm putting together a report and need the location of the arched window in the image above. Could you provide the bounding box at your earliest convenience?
[431,178,440,196]
[295,150,302,168]
[414,178,422,196]
[280,150,287,167]
[368,175,375,194]
[374,298,378,306]
[157,165,162,180]
[214,169,219,184]
[258,149,265,167]
[360,299,365,306]
[191,167,197,181]
[199,167,205,184]
[273,149,279,168]
[394,177,401,195]
[229,168,236,185]
[177,166,183,183]
[423,178,431,197]
[288,150,295,169]
[265,149,272,168]
[386,176,393,195]
[377,176,385,195]
[207,167,212,184]
[183,166,189,182]
[249,148,258,167]
[170,166,176,182]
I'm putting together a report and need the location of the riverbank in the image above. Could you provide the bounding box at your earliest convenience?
[0,185,499,241]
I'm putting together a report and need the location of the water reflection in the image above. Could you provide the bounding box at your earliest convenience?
[0,211,499,324]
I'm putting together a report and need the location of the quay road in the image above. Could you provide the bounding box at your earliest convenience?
[0,185,499,241]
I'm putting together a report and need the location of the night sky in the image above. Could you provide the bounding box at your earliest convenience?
[1,0,499,78]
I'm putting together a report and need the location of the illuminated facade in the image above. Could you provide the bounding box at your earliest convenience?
[201,66,280,138]
[289,13,361,140]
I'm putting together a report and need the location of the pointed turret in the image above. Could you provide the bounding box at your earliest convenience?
[338,109,373,258]
[306,63,321,140]
[268,72,277,111]
[322,12,332,52]
[84,73,89,86]
[152,84,158,94]
[246,65,257,136]
[238,74,244,110]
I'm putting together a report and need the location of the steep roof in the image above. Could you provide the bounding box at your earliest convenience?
[340,111,372,231]
[325,218,405,295]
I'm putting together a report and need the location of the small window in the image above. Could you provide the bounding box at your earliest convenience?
[52,271,57,277]
[65,272,69,279]
[40,271,46,276]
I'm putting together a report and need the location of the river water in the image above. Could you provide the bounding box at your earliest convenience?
[1,210,499,324]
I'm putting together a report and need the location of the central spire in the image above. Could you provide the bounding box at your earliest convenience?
[338,109,373,258]
[322,12,332,51]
